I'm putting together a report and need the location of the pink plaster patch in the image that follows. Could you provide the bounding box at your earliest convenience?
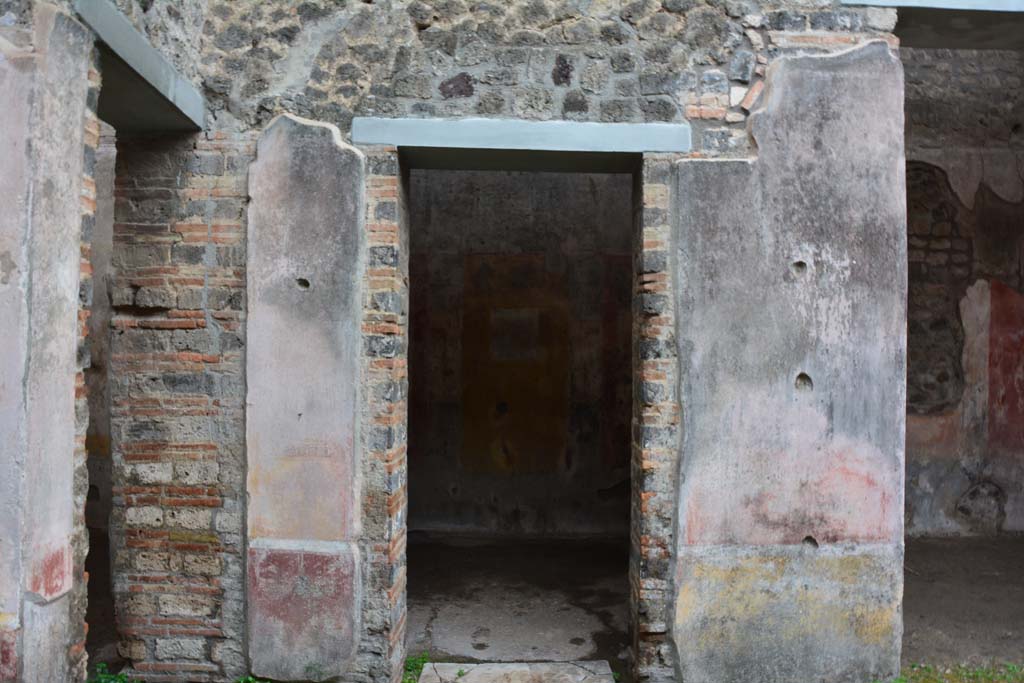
[988,281,1024,457]
[682,441,900,546]
[29,545,71,600]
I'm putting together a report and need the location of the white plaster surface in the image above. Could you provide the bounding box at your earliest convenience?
[246,113,365,543]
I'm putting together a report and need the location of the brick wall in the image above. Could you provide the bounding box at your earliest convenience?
[107,132,253,681]
[630,155,681,682]
[358,148,410,683]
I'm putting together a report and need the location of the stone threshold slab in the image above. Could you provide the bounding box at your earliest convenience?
[418,661,614,683]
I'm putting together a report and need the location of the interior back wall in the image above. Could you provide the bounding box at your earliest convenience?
[408,169,633,537]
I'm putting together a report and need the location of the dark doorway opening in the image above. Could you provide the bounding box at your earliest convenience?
[405,160,637,678]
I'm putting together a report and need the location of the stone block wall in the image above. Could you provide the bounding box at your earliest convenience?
[106,132,253,681]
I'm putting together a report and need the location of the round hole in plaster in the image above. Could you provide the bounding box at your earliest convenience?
[795,373,813,391]
[791,260,808,277]
[296,277,310,290]
[803,535,819,549]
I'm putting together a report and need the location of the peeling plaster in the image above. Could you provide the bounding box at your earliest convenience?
[909,148,1024,207]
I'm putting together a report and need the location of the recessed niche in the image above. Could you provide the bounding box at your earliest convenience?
[802,535,819,549]
[795,373,813,391]
[790,260,808,277]
[296,277,310,290]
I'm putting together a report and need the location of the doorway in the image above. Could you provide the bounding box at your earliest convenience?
[403,160,637,677]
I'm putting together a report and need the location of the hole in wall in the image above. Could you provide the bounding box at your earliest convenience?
[296,277,310,290]
[795,373,813,391]
[803,535,819,549]
[790,260,808,277]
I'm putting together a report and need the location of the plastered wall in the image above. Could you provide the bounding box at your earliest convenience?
[903,46,1024,536]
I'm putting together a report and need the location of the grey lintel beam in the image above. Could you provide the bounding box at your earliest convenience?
[74,0,204,132]
[840,0,1024,10]
[351,117,692,154]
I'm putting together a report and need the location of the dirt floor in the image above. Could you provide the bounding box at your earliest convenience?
[903,536,1024,667]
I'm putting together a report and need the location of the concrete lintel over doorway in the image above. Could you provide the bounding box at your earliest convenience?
[74,0,204,132]
[841,0,1024,10]
[351,117,692,154]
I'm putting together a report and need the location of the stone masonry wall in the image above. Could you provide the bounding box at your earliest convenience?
[199,0,896,155]
[903,47,1024,153]
[110,0,208,86]
[107,132,252,681]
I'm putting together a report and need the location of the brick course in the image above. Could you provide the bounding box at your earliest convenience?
[358,148,410,683]
[630,155,681,682]
[107,132,254,681]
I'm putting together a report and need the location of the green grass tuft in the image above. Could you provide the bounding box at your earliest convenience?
[87,663,140,683]
[404,651,432,683]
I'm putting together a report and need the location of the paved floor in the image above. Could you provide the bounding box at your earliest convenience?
[418,662,615,683]
[407,535,1024,681]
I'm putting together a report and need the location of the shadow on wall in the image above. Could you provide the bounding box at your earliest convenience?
[905,161,1024,536]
